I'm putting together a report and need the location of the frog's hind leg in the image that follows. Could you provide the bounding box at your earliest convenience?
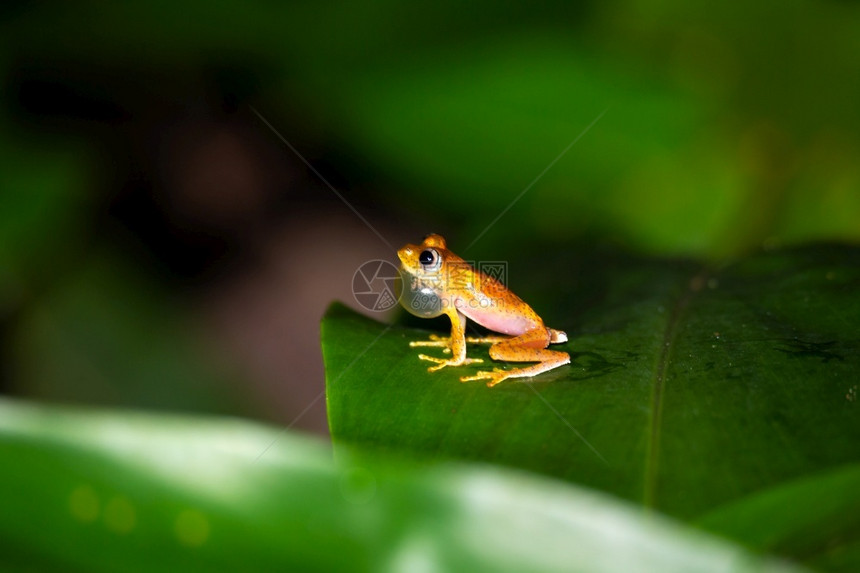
[460,328,570,387]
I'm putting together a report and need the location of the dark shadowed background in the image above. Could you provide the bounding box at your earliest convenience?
[1,1,858,435]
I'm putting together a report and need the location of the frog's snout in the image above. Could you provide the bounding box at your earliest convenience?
[397,245,414,264]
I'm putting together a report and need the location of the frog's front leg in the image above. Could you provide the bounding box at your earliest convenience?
[414,310,483,371]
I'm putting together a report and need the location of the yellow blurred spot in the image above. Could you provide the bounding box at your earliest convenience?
[175,509,210,547]
[69,485,99,523]
[104,496,136,534]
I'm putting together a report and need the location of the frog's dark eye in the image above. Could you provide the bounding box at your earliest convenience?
[419,250,435,265]
[418,248,441,271]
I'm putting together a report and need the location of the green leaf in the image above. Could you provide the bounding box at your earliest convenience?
[323,243,860,569]
[0,399,800,573]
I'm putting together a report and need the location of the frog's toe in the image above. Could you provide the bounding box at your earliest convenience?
[460,369,496,383]
[421,356,483,372]
[461,368,512,387]
[426,363,452,374]
[418,353,446,367]
[485,372,512,387]
[409,335,450,348]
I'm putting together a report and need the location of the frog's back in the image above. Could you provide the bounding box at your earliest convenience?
[455,272,543,336]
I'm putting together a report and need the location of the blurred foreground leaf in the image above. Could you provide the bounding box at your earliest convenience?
[0,399,800,572]
[323,243,860,571]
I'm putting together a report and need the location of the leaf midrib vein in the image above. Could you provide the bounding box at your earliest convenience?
[643,267,708,509]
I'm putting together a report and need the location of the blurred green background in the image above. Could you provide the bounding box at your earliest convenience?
[1,1,858,432]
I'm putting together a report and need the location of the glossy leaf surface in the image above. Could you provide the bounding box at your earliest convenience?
[324,244,860,569]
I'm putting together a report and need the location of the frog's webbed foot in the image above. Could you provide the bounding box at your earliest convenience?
[460,368,511,387]
[418,354,483,372]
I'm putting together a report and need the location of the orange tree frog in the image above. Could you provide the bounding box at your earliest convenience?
[397,234,570,387]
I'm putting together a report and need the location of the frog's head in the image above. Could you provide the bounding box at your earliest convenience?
[397,234,449,318]
[397,234,447,277]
